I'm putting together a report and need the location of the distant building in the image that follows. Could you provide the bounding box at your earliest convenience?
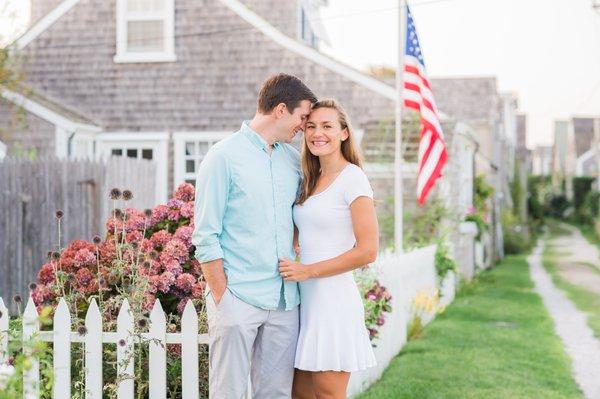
[531,145,552,176]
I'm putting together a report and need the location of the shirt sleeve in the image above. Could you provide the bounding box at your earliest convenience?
[192,148,230,263]
[344,166,374,206]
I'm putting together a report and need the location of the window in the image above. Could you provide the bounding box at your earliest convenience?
[110,146,154,160]
[297,0,330,49]
[96,132,169,203]
[298,7,317,48]
[114,0,176,63]
[173,132,230,187]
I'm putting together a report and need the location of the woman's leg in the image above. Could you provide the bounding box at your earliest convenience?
[292,369,316,399]
[312,371,351,399]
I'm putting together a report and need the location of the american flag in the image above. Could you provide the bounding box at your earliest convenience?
[403,5,447,205]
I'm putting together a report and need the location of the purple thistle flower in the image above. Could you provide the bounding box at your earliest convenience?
[122,189,133,201]
[109,188,122,200]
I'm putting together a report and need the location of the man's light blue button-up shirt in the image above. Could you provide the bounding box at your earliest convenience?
[192,121,301,310]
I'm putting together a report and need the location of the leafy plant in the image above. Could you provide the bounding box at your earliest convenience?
[435,242,458,279]
[355,269,392,344]
[0,304,54,399]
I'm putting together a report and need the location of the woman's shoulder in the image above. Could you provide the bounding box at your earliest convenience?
[342,163,370,182]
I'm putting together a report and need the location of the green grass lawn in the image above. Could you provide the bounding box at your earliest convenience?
[543,224,600,340]
[358,255,582,399]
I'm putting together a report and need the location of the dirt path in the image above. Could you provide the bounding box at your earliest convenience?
[528,240,600,399]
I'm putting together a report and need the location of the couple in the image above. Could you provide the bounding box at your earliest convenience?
[192,73,379,398]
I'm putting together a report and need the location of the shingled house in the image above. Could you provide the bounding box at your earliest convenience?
[0,0,396,204]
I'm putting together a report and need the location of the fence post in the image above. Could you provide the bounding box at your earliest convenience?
[117,299,134,399]
[181,300,199,399]
[85,299,103,399]
[148,300,167,399]
[0,298,8,363]
[22,296,39,399]
[53,298,71,398]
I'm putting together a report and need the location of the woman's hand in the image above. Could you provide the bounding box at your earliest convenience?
[279,258,313,282]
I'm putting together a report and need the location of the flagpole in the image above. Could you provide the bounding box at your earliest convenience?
[395,0,406,253]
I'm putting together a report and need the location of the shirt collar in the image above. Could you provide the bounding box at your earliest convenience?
[241,121,280,152]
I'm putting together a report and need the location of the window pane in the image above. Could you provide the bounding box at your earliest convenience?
[185,142,195,156]
[127,0,164,12]
[127,20,164,52]
[186,160,195,173]
[111,149,123,156]
[185,179,195,186]
[142,149,153,160]
[127,149,138,158]
[198,142,210,155]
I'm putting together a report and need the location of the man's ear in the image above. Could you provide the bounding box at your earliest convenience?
[273,103,287,119]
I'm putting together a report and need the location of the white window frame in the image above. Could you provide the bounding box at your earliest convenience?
[0,140,6,160]
[297,2,317,48]
[173,132,230,187]
[114,0,176,63]
[96,132,170,203]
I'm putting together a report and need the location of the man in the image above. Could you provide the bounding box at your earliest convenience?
[192,73,318,398]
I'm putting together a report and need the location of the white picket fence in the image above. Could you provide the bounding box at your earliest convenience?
[0,296,208,399]
[1,245,457,398]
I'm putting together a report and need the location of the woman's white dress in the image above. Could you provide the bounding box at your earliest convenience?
[293,163,377,372]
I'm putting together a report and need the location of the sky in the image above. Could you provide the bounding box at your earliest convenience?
[320,0,600,148]
[2,0,600,148]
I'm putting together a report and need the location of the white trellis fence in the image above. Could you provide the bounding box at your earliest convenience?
[0,296,210,399]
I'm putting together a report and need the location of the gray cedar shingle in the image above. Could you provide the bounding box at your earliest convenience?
[20,0,394,134]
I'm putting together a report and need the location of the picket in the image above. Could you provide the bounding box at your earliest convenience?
[22,297,39,399]
[53,298,71,399]
[85,299,103,399]
[181,301,200,399]
[148,300,167,399]
[117,299,135,399]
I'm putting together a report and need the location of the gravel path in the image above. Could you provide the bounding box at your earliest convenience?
[528,241,600,399]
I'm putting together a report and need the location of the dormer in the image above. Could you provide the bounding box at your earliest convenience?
[297,0,329,48]
[114,0,176,63]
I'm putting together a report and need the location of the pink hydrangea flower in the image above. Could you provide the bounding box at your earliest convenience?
[191,281,206,298]
[140,238,154,253]
[180,202,194,219]
[167,199,183,221]
[37,263,56,285]
[174,226,193,251]
[163,239,189,263]
[174,183,195,202]
[143,293,157,311]
[74,248,97,268]
[175,273,196,293]
[151,205,169,225]
[151,230,172,249]
[126,230,143,243]
[164,259,183,276]
[32,284,53,306]
[75,268,98,294]
[124,208,146,232]
[157,271,176,293]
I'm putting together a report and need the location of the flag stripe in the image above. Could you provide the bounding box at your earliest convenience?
[403,4,447,205]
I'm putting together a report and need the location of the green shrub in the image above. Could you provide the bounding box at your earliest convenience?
[435,242,458,278]
[502,209,533,254]
[577,190,600,226]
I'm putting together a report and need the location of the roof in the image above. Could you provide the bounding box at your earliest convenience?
[572,117,597,158]
[430,77,500,122]
[1,85,101,131]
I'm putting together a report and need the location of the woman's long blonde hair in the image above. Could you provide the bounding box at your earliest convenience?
[297,99,364,205]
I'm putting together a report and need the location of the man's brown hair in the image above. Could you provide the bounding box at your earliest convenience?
[257,73,318,114]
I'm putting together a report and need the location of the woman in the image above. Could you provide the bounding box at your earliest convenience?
[279,99,379,398]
